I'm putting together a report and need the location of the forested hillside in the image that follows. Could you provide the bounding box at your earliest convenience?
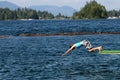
[72,0,108,19]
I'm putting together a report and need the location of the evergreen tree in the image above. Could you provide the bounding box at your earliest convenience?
[0,8,55,20]
[107,9,120,17]
[72,0,108,19]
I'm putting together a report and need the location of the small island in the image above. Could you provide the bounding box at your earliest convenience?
[72,0,108,19]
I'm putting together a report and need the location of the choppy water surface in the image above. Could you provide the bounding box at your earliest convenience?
[0,19,120,80]
[0,19,120,36]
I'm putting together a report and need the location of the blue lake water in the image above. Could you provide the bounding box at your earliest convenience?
[0,19,120,80]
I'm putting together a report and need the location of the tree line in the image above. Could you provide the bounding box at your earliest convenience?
[0,8,69,20]
[107,10,120,17]
[0,0,120,20]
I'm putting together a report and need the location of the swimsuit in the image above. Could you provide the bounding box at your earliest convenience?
[75,42,82,48]
[75,40,92,49]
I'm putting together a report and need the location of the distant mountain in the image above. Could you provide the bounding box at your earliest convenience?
[0,1,20,9]
[0,1,76,17]
[29,5,76,17]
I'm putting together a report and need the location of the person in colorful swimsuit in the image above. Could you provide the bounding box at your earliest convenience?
[62,40,102,56]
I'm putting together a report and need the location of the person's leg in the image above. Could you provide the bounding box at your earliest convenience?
[88,46,102,52]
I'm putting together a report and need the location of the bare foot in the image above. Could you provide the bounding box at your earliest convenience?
[98,46,102,51]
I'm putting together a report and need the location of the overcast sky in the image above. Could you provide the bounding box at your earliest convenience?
[0,0,120,10]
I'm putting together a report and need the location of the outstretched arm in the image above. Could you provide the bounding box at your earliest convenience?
[62,45,75,56]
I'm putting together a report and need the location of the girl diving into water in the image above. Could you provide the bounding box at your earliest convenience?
[62,40,102,56]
